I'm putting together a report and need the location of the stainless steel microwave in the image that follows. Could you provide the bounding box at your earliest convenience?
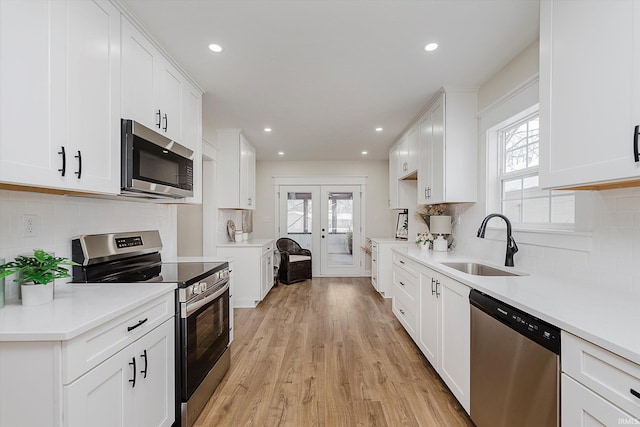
[121,119,194,199]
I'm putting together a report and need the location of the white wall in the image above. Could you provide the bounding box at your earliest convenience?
[0,190,177,299]
[253,160,395,241]
[450,39,640,295]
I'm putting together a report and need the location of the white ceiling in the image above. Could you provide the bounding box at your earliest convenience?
[122,0,540,161]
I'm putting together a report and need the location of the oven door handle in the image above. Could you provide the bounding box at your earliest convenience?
[182,281,229,318]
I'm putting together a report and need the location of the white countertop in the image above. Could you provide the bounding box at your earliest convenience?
[0,283,176,342]
[393,247,640,365]
[217,238,274,248]
[369,237,410,244]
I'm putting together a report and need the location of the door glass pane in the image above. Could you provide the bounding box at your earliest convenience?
[327,192,353,266]
[286,192,312,251]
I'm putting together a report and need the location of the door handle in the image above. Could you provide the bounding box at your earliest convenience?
[162,113,168,132]
[634,125,639,162]
[435,280,441,297]
[431,278,436,295]
[129,357,136,388]
[156,110,162,128]
[74,151,82,179]
[58,146,66,177]
[140,349,148,378]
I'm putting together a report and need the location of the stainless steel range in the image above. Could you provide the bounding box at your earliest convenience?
[71,230,230,427]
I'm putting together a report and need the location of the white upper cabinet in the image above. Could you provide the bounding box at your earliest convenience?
[0,0,66,189]
[417,89,477,205]
[539,0,640,189]
[397,125,418,179]
[0,0,121,194]
[121,17,185,144]
[217,129,256,210]
[121,17,158,130]
[66,0,121,194]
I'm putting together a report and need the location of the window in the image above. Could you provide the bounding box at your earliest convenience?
[498,114,574,227]
[287,192,312,233]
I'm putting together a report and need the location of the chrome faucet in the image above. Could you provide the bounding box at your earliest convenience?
[477,213,518,267]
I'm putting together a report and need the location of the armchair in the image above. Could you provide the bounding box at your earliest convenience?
[276,238,312,284]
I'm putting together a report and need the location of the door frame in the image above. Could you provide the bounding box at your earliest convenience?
[274,176,367,277]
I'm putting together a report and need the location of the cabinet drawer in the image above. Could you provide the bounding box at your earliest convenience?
[563,332,640,418]
[262,241,274,256]
[393,253,418,277]
[562,374,638,426]
[393,294,417,337]
[393,265,418,302]
[62,292,175,384]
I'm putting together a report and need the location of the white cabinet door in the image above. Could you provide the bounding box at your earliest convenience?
[416,90,476,205]
[181,81,203,204]
[155,57,184,142]
[134,319,174,427]
[261,251,273,300]
[122,17,185,144]
[540,0,640,189]
[121,17,158,130]
[65,0,121,194]
[562,374,638,426]
[0,0,67,189]
[240,135,256,209]
[418,269,438,367]
[65,344,136,427]
[397,126,418,178]
[438,276,470,413]
[388,145,400,208]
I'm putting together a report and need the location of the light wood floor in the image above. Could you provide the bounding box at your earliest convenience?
[194,277,474,427]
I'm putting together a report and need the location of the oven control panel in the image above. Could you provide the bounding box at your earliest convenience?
[115,236,144,249]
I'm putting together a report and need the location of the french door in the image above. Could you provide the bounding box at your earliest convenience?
[278,185,363,276]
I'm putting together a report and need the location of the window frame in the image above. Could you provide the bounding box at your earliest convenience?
[495,112,575,230]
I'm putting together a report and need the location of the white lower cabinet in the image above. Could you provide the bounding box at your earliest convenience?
[218,239,274,307]
[563,374,637,427]
[0,292,175,427]
[391,254,419,339]
[65,318,174,427]
[561,331,640,424]
[417,265,470,414]
[369,238,409,297]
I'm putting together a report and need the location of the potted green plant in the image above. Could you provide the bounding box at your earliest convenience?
[0,250,77,306]
[345,228,353,254]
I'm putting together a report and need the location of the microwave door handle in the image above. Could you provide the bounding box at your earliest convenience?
[183,282,229,318]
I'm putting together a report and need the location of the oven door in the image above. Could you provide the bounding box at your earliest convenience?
[180,281,230,400]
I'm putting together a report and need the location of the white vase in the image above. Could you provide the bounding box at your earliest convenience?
[420,244,429,251]
[21,283,54,306]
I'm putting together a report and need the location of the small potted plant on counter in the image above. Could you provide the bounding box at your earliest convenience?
[0,250,77,306]
[416,232,434,251]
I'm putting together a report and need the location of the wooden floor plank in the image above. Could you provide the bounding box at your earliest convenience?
[194,277,473,427]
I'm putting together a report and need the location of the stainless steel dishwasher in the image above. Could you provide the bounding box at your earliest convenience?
[469,290,560,427]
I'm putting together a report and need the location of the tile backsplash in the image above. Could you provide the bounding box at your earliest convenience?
[452,187,640,296]
[0,190,177,299]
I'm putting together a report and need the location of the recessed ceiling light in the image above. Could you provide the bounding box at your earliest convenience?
[278,151,285,156]
[424,42,438,52]
[375,127,383,132]
[208,43,222,53]
[362,151,368,155]
[264,128,272,132]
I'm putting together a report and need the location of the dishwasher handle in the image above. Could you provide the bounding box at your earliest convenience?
[470,289,561,355]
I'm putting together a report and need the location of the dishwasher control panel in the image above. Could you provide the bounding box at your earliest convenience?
[470,289,560,354]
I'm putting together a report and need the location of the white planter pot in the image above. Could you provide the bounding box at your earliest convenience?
[21,283,54,306]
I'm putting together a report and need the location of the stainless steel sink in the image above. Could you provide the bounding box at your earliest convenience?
[441,262,524,277]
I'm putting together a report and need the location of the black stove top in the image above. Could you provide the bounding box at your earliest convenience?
[72,252,228,287]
